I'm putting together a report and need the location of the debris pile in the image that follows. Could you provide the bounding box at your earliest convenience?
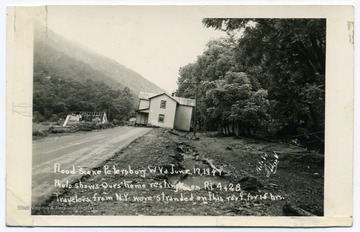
[167,129,200,140]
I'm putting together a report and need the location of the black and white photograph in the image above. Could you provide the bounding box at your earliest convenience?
[5,4,355,227]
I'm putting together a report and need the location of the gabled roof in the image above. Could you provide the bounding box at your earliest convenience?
[173,96,196,107]
[138,91,196,107]
[148,93,178,103]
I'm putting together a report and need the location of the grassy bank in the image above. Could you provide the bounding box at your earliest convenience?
[32,121,118,140]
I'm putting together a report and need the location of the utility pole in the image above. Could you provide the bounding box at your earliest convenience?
[194,82,199,136]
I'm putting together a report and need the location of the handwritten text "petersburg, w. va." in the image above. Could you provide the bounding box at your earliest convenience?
[53,163,223,178]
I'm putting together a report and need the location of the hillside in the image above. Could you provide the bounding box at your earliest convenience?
[33,22,165,96]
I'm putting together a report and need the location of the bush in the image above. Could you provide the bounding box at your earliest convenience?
[112,119,125,126]
[100,122,114,129]
[33,111,45,123]
[55,120,64,126]
[48,126,71,133]
[33,130,48,137]
[49,114,59,122]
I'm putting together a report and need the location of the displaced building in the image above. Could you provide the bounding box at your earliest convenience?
[136,92,195,131]
[63,111,108,127]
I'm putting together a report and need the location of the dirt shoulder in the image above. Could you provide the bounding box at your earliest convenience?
[33,128,324,216]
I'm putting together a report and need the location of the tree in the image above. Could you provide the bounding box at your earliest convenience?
[202,19,325,150]
[177,37,240,130]
[33,69,135,122]
[176,18,325,151]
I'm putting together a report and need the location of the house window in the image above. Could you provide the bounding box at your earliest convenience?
[158,114,165,123]
[160,100,167,109]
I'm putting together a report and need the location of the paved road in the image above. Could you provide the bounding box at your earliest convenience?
[32,126,152,205]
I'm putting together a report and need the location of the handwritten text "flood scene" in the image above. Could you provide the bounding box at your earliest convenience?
[53,163,222,177]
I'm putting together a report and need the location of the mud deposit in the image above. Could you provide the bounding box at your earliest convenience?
[32,128,324,216]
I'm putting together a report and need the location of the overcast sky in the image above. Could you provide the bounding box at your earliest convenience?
[46,6,226,93]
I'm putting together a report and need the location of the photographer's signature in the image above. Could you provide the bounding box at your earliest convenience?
[256,152,279,177]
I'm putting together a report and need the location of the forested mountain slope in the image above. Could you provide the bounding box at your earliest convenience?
[34,23,165,96]
[33,23,165,122]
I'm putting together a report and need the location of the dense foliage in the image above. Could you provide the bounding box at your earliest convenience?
[32,24,165,125]
[33,69,135,122]
[176,19,325,151]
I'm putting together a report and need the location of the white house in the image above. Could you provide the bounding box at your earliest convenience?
[136,92,195,131]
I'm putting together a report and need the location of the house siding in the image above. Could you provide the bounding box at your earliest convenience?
[174,105,193,131]
[148,95,177,129]
[136,113,148,125]
[139,99,150,110]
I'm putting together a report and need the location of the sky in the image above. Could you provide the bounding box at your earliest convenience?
[46,6,227,93]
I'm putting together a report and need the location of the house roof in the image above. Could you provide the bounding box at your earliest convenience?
[148,93,178,103]
[173,96,196,107]
[136,108,150,113]
[139,91,195,107]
